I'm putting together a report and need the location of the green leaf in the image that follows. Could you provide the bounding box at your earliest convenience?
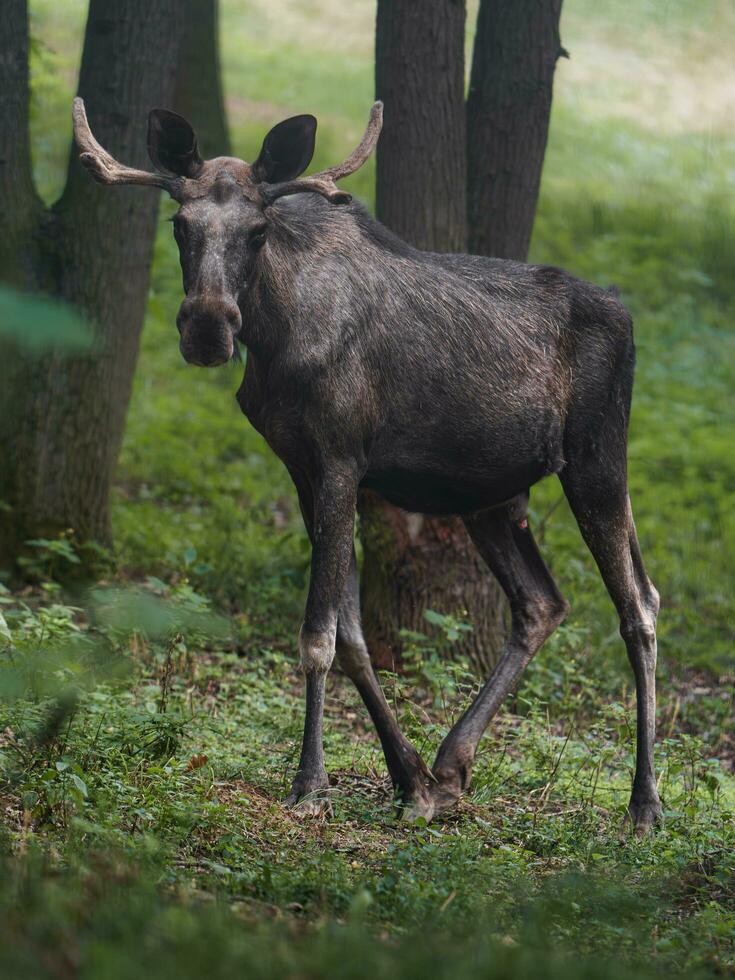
[71,773,88,797]
[0,612,11,644]
[0,286,92,352]
[423,609,446,626]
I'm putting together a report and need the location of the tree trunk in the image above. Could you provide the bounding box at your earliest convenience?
[0,0,184,572]
[375,0,466,251]
[467,0,565,260]
[174,0,230,158]
[0,0,43,286]
[366,0,506,675]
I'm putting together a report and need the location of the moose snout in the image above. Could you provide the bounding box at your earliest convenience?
[176,295,242,368]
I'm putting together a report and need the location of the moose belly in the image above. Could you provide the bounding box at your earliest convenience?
[362,401,566,515]
[360,461,549,516]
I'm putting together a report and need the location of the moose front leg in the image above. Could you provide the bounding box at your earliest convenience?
[285,462,358,815]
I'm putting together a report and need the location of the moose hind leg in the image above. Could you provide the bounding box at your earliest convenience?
[337,553,436,819]
[429,501,569,815]
[561,466,662,833]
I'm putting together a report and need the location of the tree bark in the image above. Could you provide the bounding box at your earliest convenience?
[366,0,506,675]
[174,0,230,158]
[0,0,43,285]
[0,0,184,572]
[467,0,564,260]
[375,0,466,251]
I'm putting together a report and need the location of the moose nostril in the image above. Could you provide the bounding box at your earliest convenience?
[224,301,242,331]
[176,298,194,334]
[176,295,241,370]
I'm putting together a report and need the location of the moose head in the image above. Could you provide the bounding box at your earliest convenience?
[72,98,382,367]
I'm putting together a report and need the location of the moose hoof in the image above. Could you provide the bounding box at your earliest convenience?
[285,773,332,818]
[423,758,469,817]
[399,773,464,825]
[428,777,464,817]
[399,789,436,825]
[626,795,663,835]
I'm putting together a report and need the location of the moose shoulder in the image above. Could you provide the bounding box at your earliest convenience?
[73,99,662,832]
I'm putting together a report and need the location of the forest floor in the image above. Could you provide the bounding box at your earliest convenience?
[1,1,733,977]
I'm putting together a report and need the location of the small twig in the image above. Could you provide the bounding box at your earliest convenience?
[439,890,457,913]
[158,633,180,714]
[589,753,604,809]
[535,494,565,544]
[665,696,680,739]
[531,722,575,833]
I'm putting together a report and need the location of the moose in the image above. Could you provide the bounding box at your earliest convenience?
[73,98,662,831]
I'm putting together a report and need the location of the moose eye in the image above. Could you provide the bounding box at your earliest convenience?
[249,226,267,250]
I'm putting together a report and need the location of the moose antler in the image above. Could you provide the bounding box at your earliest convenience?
[72,97,183,198]
[260,101,383,207]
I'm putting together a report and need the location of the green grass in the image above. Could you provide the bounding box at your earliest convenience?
[0,585,733,977]
[3,0,734,976]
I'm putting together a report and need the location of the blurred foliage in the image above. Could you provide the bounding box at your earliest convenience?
[0,846,731,979]
[0,286,92,351]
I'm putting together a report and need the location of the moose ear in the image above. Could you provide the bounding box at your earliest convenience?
[251,115,317,184]
[147,109,203,178]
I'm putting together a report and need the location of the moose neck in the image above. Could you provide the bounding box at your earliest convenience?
[238,195,409,363]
